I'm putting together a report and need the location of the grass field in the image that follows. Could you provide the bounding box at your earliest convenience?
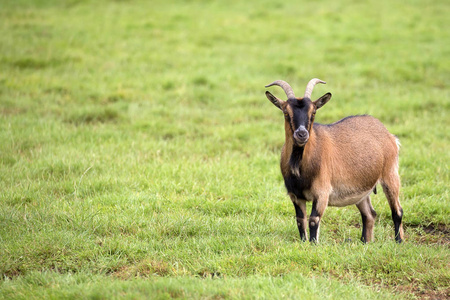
[0,0,449,298]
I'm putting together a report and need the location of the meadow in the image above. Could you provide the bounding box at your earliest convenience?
[0,0,449,298]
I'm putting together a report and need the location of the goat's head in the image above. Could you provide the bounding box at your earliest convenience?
[265,78,332,147]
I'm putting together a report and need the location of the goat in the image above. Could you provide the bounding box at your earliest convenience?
[265,78,403,243]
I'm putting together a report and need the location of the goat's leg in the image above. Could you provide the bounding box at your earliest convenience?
[309,198,328,243]
[289,194,307,241]
[356,195,377,243]
[381,170,404,243]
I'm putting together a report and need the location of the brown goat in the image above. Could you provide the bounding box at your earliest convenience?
[265,79,403,243]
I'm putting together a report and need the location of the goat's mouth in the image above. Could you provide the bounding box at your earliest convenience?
[294,137,308,147]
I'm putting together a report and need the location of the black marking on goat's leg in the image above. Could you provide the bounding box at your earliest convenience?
[381,176,403,243]
[309,201,320,243]
[360,214,368,243]
[392,208,403,243]
[293,200,307,241]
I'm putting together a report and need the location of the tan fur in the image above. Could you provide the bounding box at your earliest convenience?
[307,116,396,205]
[280,103,295,178]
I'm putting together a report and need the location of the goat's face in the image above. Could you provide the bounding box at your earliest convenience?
[285,98,316,146]
[266,91,332,147]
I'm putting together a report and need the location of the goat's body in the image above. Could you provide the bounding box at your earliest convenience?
[281,115,403,242]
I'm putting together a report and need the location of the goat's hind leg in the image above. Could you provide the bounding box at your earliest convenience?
[381,169,404,243]
[356,195,377,243]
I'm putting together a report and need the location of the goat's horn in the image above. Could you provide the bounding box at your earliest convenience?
[265,80,296,99]
[304,78,326,99]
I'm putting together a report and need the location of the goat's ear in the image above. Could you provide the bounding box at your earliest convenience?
[265,91,284,110]
[314,93,332,109]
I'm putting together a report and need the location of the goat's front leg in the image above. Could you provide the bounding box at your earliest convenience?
[309,197,328,243]
[289,193,307,241]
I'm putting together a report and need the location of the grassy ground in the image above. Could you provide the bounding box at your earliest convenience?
[0,0,449,298]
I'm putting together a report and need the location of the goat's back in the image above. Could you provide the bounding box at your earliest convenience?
[319,115,398,155]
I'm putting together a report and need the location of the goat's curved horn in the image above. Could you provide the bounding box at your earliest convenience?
[304,78,326,99]
[265,80,296,99]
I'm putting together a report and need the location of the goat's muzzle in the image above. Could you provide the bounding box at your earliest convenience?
[294,126,309,146]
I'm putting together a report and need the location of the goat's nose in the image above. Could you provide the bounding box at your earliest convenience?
[294,127,309,143]
[295,127,308,137]
[295,130,308,139]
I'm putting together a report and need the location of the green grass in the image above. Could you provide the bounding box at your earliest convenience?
[0,272,397,300]
[0,0,449,298]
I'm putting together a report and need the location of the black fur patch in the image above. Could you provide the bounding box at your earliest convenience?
[323,114,369,127]
[284,175,307,200]
[289,146,304,173]
[361,214,368,243]
[284,146,315,200]
[286,98,314,133]
[309,224,319,242]
[392,208,403,243]
[293,203,307,241]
